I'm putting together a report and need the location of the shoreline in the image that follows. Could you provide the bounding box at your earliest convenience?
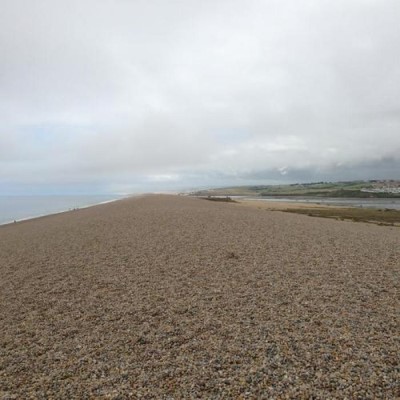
[0,195,134,228]
[236,199,346,210]
[236,199,400,227]
[195,194,400,210]
[238,196,400,209]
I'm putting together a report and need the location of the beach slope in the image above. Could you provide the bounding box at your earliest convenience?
[0,195,398,398]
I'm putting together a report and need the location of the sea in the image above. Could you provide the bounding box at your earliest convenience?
[0,195,126,225]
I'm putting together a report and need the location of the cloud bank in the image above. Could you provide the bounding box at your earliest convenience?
[1,0,399,193]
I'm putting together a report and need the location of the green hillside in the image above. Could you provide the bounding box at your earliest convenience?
[193,180,400,198]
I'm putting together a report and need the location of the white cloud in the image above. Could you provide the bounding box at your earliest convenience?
[1,0,399,192]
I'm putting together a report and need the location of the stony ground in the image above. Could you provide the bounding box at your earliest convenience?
[0,195,399,399]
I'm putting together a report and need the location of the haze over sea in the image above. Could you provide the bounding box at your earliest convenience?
[0,195,124,225]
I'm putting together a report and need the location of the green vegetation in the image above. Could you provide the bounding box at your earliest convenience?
[193,180,400,198]
[282,207,400,226]
[201,196,238,203]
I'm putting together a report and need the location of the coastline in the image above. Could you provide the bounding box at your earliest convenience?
[0,195,133,227]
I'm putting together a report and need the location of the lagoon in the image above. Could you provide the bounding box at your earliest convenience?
[238,196,400,210]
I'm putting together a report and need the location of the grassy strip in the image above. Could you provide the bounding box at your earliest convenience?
[281,207,400,226]
[200,196,238,203]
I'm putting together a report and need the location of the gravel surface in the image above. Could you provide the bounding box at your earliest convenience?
[0,195,399,399]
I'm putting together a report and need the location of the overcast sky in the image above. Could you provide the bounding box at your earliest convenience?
[1,0,399,194]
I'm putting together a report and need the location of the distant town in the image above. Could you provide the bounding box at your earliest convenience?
[361,180,400,194]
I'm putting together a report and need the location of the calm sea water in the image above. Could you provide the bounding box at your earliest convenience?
[240,196,400,210]
[0,195,124,225]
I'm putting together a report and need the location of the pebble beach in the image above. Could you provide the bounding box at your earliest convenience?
[0,195,399,398]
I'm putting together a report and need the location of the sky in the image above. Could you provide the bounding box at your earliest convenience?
[1,0,399,194]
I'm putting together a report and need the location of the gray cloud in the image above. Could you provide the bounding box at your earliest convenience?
[1,0,399,193]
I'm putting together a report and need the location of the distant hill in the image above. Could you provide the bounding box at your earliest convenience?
[192,180,400,198]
